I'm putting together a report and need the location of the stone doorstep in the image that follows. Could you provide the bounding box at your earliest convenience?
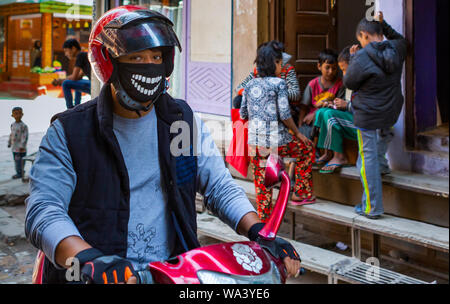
[224,149,449,198]
[0,208,26,244]
[211,126,449,197]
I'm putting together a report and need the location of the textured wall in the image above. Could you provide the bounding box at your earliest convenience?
[377,0,412,171]
[186,0,232,116]
[190,0,231,63]
[232,0,258,98]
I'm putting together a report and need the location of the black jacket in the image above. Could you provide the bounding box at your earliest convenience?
[344,21,407,130]
[42,84,199,283]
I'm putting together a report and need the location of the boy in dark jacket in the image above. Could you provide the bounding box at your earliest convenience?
[344,12,407,219]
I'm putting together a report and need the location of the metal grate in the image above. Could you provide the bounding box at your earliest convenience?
[330,259,431,284]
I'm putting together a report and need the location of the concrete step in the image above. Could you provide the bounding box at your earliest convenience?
[196,212,432,284]
[0,179,30,206]
[232,178,449,253]
[226,158,449,227]
[215,131,449,197]
[417,124,449,154]
[0,208,25,243]
[337,166,448,198]
[196,212,357,282]
[410,150,449,178]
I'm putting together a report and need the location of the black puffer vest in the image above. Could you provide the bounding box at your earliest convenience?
[42,84,200,283]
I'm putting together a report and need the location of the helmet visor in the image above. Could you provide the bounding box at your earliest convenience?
[101,21,181,58]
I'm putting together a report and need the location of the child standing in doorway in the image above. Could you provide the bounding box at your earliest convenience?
[8,107,29,179]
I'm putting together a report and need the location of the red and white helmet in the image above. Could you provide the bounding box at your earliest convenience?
[89,5,182,83]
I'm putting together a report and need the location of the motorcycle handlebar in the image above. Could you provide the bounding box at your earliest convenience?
[136,269,154,284]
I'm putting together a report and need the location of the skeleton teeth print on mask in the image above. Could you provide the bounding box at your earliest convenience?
[130,74,163,96]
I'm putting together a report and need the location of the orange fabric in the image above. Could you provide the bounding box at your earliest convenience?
[102,272,108,284]
[113,270,118,284]
[124,267,134,282]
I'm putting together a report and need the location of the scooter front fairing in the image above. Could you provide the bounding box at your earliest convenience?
[143,241,287,284]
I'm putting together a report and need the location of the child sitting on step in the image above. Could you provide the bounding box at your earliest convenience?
[313,46,359,174]
[299,49,346,155]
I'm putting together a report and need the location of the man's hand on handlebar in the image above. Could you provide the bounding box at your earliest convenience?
[248,223,302,278]
[126,276,138,284]
[75,248,138,284]
[284,257,302,278]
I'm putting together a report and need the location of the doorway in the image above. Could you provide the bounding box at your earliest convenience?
[282,0,368,92]
[7,13,42,79]
[405,0,449,148]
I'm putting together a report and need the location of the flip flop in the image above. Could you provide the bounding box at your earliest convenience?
[313,159,329,170]
[319,163,347,174]
[314,159,328,166]
[290,196,316,206]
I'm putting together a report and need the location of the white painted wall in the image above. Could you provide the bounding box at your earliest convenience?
[377,0,412,171]
[232,0,258,97]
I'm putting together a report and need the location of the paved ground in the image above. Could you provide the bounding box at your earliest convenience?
[0,211,38,284]
[0,95,87,284]
[0,133,44,182]
[0,94,90,137]
[0,94,90,181]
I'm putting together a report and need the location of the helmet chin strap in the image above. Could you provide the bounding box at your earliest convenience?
[112,78,166,117]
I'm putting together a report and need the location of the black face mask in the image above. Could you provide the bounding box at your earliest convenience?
[117,62,166,104]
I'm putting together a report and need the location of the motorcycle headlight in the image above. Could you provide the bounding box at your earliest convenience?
[197,261,281,284]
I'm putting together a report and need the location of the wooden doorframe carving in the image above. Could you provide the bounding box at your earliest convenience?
[404,0,416,149]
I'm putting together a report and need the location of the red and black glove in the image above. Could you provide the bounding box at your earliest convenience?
[75,248,137,284]
[248,223,301,262]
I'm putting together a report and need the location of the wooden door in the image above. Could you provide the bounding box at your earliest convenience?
[7,14,42,79]
[284,0,337,92]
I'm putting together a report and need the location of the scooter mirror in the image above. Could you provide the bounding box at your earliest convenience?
[264,154,285,188]
[259,154,291,241]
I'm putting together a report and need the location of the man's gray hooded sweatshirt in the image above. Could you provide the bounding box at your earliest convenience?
[344,21,407,130]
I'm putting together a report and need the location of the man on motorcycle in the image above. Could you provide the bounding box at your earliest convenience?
[25,6,301,284]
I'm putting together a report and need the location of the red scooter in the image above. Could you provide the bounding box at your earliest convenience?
[32,154,301,284]
[136,154,301,284]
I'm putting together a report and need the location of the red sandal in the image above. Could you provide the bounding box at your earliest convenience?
[290,195,316,206]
